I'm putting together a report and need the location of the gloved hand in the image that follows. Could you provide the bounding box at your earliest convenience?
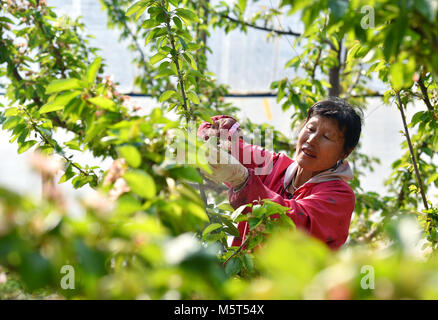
[203,140,249,189]
[198,115,241,141]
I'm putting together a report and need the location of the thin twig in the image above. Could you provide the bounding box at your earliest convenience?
[418,76,434,112]
[109,0,147,63]
[350,92,384,98]
[218,12,301,37]
[223,236,249,267]
[395,91,429,210]
[163,1,189,119]
[310,47,322,82]
[22,108,91,177]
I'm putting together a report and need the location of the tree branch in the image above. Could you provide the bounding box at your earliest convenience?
[395,91,429,210]
[350,92,384,98]
[328,40,342,97]
[310,47,322,81]
[216,12,301,37]
[223,236,249,267]
[22,108,92,177]
[417,76,434,112]
[163,3,189,119]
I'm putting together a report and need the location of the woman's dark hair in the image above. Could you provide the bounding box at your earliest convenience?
[306,97,362,154]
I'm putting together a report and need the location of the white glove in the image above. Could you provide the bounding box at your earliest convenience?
[203,140,249,189]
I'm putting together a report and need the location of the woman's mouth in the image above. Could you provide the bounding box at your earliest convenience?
[301,147,316,158]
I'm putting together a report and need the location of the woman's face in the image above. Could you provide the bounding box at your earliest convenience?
[295,115,347,175]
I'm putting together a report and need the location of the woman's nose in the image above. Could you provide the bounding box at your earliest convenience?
[306,132,318,145]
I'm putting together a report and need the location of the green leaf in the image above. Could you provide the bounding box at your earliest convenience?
[2,116,23,130]
[175,8,198,23]
[231,204,249,221]
[169,166,203,183]
[234,214,249,223]
[64,140,82,151]
[284,56,301,69]
[427,173,438,184]
[279,213,296,230]
[159,90,177,102]
[238,0,247,12]
[142,19,161,29]
[169,0,179,7]
[145,27,167,45]
[40,91,81,114]
[252,204,267,218]
[115,194,143,216]
[248,217,262,230]
[390,61,404,90]
[217,202,234,212]
[59,163,75,184]
[187,91,200,104]
[173,16,183,29]
[416,0,434,22]
[72,175,93,189]
[87,57,101,85]
[178,36,188,50]
[124,170,156,199]
[18,140,37,154]
[221,219,240,237]
[126,1,147,19]
[410,111,426,126]
[74,239,107,276]
[197,110,213,124]
[329,0,348,20]
[242,254,254,273]
[118,145,142,168]
[4,107,18,117]
[155,68,175,79]
[87,97,117,111]
[225,257,242,276]
[202,223,223,236]
[185,202,209,222]
[247,234,263,250]
[9,126,26,144]
[390,55,415,90]
[19,252,52,290]
[155,11,167,23]
[46,78,82,94]
[182,52,197,70]
[150,52,168,65]
[84,121,107,144]
[263,199,290,215]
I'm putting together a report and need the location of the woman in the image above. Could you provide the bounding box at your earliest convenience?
[198,98,362,250]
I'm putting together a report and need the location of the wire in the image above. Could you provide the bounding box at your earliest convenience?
[268,0,303,67]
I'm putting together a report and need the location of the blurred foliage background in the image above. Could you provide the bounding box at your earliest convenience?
[0,0,438,299]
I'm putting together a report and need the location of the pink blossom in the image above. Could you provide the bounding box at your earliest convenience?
[29,151,63,177]
[109,178,130,201]
[103,158,127,186]
[0,272,7,284]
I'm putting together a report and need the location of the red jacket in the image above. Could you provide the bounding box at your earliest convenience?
[198,116,355,250]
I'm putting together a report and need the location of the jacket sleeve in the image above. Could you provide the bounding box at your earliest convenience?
[229,169,355,250]
[232,139,280,180]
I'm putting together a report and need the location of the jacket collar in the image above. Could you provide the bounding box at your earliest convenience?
[283,160,354,191]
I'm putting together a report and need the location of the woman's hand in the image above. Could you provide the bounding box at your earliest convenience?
[198,115,241,141]
[203,141,248,189]
[198,115,247,189]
